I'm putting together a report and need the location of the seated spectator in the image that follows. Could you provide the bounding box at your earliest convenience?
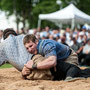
[76,34,88,65]
[61,36,68,46]
[20,28,26,34]
[77,32,84,43]
[71,38,80,53]
[82,39,90,66]
[49,35,54,40]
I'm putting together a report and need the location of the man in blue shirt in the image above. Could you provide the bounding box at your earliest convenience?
[22,34,81,80]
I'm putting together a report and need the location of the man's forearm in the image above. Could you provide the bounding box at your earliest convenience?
[37,56,57,69]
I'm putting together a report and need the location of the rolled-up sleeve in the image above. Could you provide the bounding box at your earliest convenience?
[43,42,57,58]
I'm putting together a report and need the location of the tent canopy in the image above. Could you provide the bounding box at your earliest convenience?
[38,4,90,28]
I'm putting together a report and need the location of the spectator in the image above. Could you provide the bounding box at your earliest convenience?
[0,30,4,43]
[82,39,90,65]
[20,28,25,34]
[77,32,84,43]
[71,37,80,53]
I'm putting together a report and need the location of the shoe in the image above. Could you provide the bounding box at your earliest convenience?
[64,76,85,82]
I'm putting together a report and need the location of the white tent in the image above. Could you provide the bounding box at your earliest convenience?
[38,4,90,29]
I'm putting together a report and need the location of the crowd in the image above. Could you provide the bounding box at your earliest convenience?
[0,25,90,66]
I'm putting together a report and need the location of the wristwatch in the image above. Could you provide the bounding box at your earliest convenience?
[32,64,37,69]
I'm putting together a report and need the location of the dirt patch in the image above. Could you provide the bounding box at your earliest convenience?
[0,68,90,90]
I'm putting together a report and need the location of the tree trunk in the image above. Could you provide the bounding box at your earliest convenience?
[22,18,26,28]
[15,13,20,34]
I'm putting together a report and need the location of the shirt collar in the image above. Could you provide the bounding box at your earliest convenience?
[37,40,42,54]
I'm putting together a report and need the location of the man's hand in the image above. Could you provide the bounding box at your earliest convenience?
[25,60,34,69]
[86,51,89,54]
[22,66,31,77]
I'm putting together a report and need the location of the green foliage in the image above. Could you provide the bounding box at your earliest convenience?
[0,0,33,28]
[0,0,13,15]
[78,0,90,15]
[0,0,90,29]
[30,0,59,28]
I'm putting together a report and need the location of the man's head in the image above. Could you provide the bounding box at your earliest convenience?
[82,26,86,32]
[23,34,38,54]
[3,28,17,39]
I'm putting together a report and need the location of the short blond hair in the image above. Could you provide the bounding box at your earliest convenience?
[23,34,37,45]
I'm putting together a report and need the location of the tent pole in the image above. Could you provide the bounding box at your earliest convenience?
[56,22,62,29]
[60,23,62,29]
[37,19,41,28]
[71,18,75,30]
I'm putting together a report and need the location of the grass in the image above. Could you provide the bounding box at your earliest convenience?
[0,63,13,69]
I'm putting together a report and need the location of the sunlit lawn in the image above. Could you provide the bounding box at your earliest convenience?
[0,63,13,69]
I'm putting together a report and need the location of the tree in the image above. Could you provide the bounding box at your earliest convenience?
[78,0,90,15]
[1,0,90,30]
[0,0,33,31]
[31,0,60,28]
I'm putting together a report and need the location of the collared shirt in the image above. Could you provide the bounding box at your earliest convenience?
[37,39,70,61]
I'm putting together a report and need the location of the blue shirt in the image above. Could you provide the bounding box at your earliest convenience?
[37,39,71,61]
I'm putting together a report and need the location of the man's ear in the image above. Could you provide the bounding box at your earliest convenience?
[35,39,38,44]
